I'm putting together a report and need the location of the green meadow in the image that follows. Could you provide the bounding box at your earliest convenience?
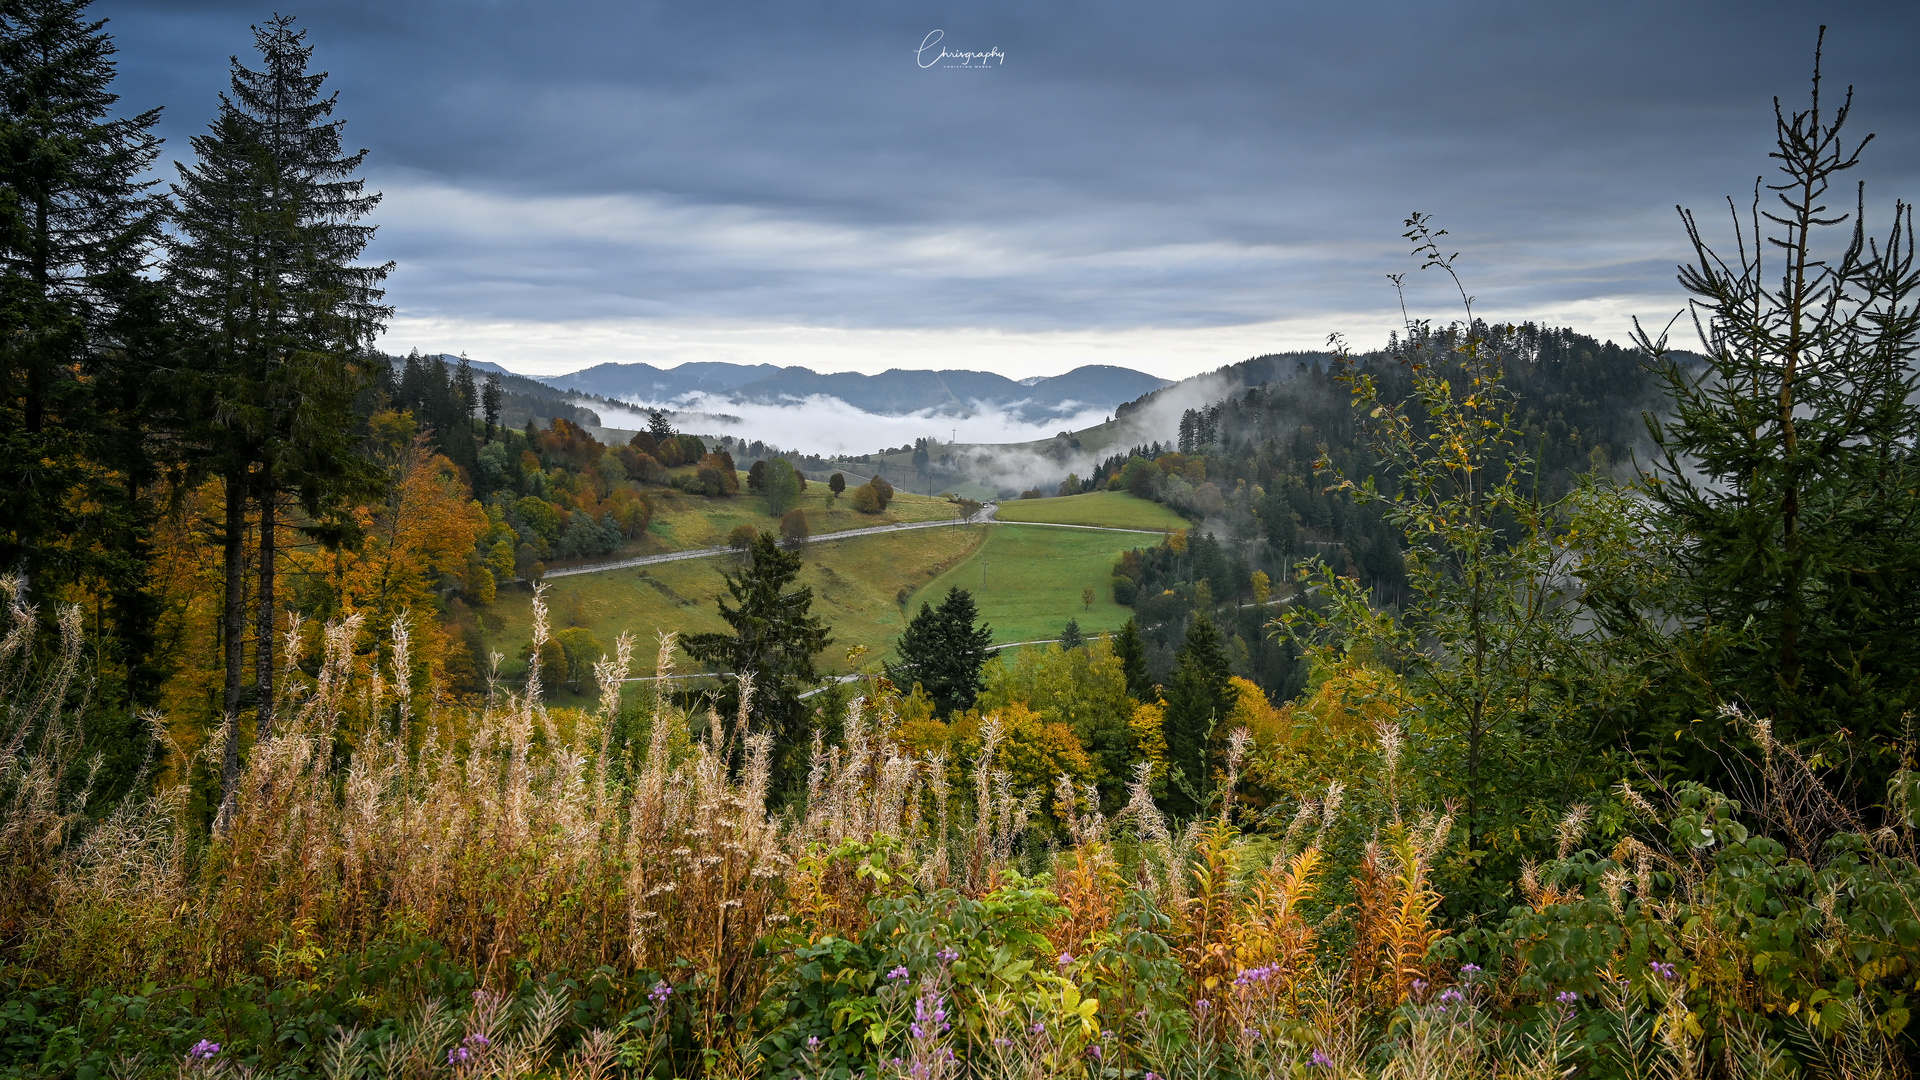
[990,490,1188,531]
[906,523,1148,647]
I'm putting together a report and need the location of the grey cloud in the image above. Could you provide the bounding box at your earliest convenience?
[96,0,1920,368]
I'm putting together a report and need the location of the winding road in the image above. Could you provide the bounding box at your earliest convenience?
[535,501,1170,581]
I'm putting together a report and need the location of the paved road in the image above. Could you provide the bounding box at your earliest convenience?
[535,502,1171,581]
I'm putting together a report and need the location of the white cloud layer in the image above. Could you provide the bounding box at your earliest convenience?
[382,288,1678,383]
[587,393,1117,457]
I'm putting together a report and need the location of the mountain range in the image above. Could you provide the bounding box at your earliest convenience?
[533,361,1170,419]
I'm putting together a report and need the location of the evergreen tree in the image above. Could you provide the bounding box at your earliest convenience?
[647,409,673,441]
[1058,618,1083,651]
[169,14,390,805]
[1113,618,1152,700]
[1629,36,1920,801]
[480,370,501,441]
[1162,613,1231,817]
[0,0,169,774]
[890,586,993,717]
[682,531,832,800]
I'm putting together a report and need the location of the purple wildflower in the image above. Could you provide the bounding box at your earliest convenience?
[447,1047,471,1067]
[1311,1050,1334,1068]
[806,1036,821,1051]
[463,1035,490,1051]
[1438,987,1465,1005]
[1459,963,1482,977]
[1649,960,1679,981]
[887,965,911,981]
[937,946,960,964]
[649,981,672,1007]
[1556,990,1580,1009]
[187,1041,220,1064]
[1057,951,1074,967]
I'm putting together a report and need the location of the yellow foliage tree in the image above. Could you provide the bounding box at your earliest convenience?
[1128,697,1169,785]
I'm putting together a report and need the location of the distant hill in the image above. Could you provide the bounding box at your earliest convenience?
[537,361,1169,419]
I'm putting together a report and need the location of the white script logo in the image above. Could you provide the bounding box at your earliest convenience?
[916,30,1005,69]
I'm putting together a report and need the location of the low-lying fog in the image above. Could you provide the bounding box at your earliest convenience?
[588,392,1118,457]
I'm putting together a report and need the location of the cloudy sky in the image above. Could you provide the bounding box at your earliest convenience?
[100,0,1920,380]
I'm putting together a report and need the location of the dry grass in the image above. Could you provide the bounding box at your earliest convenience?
[4,579,1917,1079]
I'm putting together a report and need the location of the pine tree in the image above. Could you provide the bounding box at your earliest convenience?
[890,586,993,717]
[1163,613,1231,817]
[682,532,832,800]
[169,14,390,806]
[1059,618,1083,651]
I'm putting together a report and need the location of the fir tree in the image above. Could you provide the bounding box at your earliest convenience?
[1058,618,1083,651]
[169,14,390,805]
[890,586,993,717]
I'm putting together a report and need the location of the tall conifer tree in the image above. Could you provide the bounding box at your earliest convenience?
[683,532,832,800]
[0,0,165,606]
[169,14,390,806]
[1629,34,1920,801]
[1163,613,1232,817]
[891,586,993,717]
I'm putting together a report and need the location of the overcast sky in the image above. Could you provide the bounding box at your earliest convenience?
[99,0,1920,380]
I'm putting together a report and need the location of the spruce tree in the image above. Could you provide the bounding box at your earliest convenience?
[682,532,832,800]
[890,586,993,717]
[481,371,501,441]
[169,14,389,805]
[1629,33,1920,802]
[1113,618,1151,699]
[0,0,169,776]
[0,0,164,595]
[1162,613,1232,817]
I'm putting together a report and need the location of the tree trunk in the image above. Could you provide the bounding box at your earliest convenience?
[219,468,249,816]
[255,470,277,743]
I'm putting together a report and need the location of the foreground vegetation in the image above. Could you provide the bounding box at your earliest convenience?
[3,588,1917,1080]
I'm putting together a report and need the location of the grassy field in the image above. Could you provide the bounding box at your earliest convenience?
[908,524,1148,647]
[482,525,989,686]
[991,490,1188,531]
[539,484,963,572]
